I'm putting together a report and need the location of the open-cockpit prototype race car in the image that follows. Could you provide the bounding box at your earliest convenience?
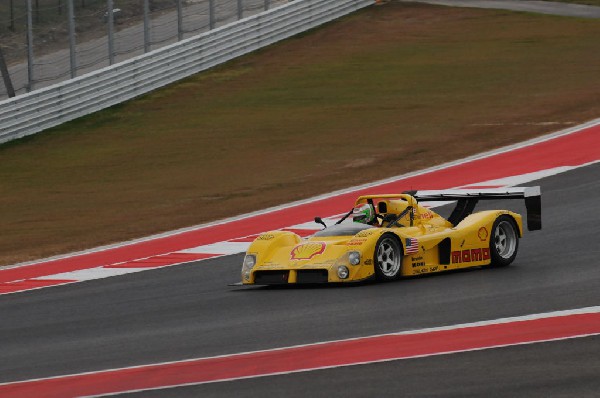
[240,187,541,285]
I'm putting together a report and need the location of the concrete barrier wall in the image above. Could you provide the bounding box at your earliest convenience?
[0,0,372,144]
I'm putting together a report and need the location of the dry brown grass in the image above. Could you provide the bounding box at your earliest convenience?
[1,2,599,266]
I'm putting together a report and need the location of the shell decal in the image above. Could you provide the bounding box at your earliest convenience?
[478,227,489,241]
[290,242,326,260]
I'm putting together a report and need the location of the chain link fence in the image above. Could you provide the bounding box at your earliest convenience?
[0,0,289,99]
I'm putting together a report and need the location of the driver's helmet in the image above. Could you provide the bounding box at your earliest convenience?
[352,203,375,224]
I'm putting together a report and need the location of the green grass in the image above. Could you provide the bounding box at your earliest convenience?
[0,2,599,265]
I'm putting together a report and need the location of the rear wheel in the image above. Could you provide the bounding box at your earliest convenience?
[374,234,402,281]
[490,215,519,267]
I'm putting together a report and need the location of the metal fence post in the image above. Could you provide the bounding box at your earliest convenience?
[107,0,115,65]
[0,47,16,98]
[26,0,34,91]
[35,0,40,22]
[9,0,15,32]
[237,0,243,20]
[67,0,77,78]
[209,0,215,30]
[176,0,183,40]
[143,0,150,53]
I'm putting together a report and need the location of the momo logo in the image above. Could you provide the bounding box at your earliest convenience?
[290,242,326,260]
[452,248,491,263]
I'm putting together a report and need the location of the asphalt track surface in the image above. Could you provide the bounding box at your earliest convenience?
[130,337,600,398]
[409,0,600,18]
[0,161,599,396]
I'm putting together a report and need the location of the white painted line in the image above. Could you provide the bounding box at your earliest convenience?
[86,333,599,398]
[287,215,350,230]
[2,305,598,390]
[6,118,598,271]
[12,161,600,288]
[35,267,149,281]
[462,166,575,188]
[178,241,251,255]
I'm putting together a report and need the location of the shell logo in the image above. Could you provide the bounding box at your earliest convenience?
[290,242,326,260]
[478,227,489,241]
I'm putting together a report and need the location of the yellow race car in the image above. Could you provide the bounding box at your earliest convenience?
[240,187,541,285]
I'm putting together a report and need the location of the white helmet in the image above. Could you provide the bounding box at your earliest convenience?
[352,203,375,224]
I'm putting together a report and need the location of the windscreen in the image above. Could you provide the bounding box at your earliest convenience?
[312,223,373,237]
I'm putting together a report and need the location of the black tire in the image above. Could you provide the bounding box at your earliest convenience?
[374,234,403,281]
[490,215,519,267]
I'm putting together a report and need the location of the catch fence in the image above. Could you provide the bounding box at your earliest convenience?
[0,0,373,144]
[0,0,288,99]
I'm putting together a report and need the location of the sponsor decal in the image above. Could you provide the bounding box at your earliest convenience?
[290,242,326,260]
[347,238,367,246]
[419,211,435,220]
[260,265,283,270]
[356,230,374,238]
[257,233,275,241]
[451,248,491,263]
[412,256,425,267]
[429,266,439,272]
[405,238,419,254]
[300,261,334,268]
[478,227,488,241]
[364,259,373,265]
[411,208,435,220]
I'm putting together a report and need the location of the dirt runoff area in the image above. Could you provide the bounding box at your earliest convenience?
[0,1,599,266]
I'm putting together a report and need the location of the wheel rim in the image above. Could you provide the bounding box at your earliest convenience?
[494,221,517,259]
[376,237,401,277]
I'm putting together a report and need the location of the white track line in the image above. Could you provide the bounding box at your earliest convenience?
[2,305,598,390]
[5,118,599,271]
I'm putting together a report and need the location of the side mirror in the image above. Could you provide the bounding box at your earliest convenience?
[314,217,327,229]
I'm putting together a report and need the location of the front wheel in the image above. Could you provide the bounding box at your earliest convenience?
[490,215,519,267]
[374,234,402,281]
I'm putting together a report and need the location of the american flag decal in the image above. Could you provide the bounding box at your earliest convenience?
[405,238,419,254]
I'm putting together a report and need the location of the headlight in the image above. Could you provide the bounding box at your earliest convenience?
[337,265,350,279]
[242,254,256,269]
[348,251,361,265]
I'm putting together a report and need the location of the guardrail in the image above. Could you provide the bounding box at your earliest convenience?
[0,0,372,145]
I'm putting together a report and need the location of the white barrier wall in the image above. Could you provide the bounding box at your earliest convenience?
[0,0,372,144]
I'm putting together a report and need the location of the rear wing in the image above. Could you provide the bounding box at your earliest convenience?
[404,187,541,231]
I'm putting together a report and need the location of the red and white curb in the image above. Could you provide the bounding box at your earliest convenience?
[1,120,599,295]
[0,306,598,398]
[0,165,574,294]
